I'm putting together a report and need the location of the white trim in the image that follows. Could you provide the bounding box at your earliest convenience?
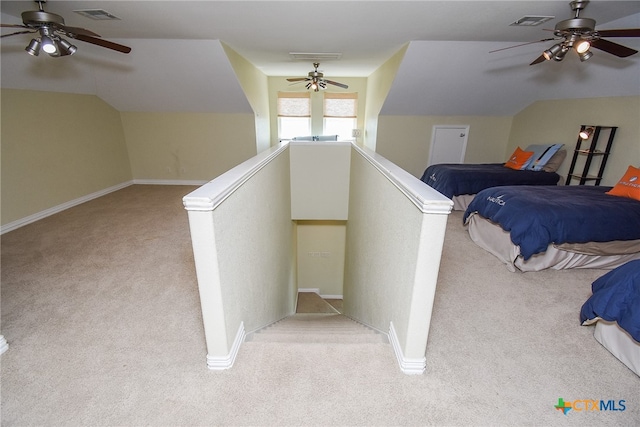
[183,142,289,212]
[351,143,453,215]
[133,179,208,186]
[1,180,211,235]
[297,288,320,294]
[0,181,133,235]
[389,321,426,375]
[319,294,343,300]
[0,335,8,355]
[206,322,245,370]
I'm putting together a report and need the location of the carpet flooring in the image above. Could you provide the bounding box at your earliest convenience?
[1,184,639,426]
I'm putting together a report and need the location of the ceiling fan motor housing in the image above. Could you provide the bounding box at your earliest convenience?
[22,10,65,26]
[555,17,596,35]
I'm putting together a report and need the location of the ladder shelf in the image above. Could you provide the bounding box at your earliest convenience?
[565,125,617,186]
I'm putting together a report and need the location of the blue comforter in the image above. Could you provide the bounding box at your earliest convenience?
[463,185,640,260]
[580,260,640,342]
[420,163,560,199]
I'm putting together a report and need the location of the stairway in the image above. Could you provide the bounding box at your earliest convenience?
[248,313,388,344]
[239,294,393,371]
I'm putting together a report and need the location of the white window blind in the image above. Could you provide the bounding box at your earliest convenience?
[278,92,311,117]
[323,93,357,118]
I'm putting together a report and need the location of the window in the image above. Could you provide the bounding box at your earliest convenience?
[277,92,311,140]
[323,92,357,140]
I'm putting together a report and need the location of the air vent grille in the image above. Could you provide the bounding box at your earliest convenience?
[289,52,342,61]
[510,16,554,26]
[73,9,121,21]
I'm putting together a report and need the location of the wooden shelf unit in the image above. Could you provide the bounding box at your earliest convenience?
[565,125,617,186]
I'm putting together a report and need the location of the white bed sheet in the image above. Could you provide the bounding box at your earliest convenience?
[466,213,640,272]
[594,320,640,377]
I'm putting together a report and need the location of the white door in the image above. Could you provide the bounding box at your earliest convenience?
[428,125,469,166]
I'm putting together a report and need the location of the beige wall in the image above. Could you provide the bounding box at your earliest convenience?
[343,146,449,363]
[120,112,257,182]
[508,96,640,186]
[364,45,408,151]
[222,43,272,153]
[296,221,346,297]
[2,89,261,228]
[1,89,132,226]
[289,142,351,220]
[184,145,296,361]
[376,115,513,178]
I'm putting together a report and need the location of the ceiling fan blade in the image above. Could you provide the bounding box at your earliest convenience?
[591,38,638,58]
[57,24,101,38]
[324,79,348,89]
[597,28,640,38]
[286,77,309,82]
[1,30,36,38]
[529,54,547,65]
[489,38,555,53]
[71,34,131,54]
[1,23,29,29]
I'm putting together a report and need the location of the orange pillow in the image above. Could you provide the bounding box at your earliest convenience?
[504,147,534,170]
[606,165,640,201]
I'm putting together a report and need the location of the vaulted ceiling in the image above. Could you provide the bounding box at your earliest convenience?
[2,1,639,116]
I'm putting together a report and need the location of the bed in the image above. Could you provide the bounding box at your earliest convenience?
[420,144,566,210]
[462,184,640,272]
[420,163,561,210]
[581,260,640,376]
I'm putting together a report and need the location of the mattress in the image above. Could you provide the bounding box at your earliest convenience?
[594,320,640,377]
[466,214,640,272]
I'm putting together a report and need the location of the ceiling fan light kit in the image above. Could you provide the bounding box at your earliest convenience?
[287,62,348,92]
[494,1,639,66]
[1,0,131,57]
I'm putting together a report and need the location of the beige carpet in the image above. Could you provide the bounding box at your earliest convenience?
[1,184,639,426]
[296,292,340,314]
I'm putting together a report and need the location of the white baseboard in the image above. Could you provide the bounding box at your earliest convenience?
[0,181,134,235]
[1,180,208,235]
[0,335,8,355]
[389,321,426,375]
[320,294,343,300]
[133,179,208,186]
[297,290,342,300]
[206,322,245,370]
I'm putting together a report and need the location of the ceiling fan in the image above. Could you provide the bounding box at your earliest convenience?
[492,0,640,65]
[287,63,348,92]
[0,0,131,57]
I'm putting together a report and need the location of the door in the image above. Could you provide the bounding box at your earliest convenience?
[428,125,469,166]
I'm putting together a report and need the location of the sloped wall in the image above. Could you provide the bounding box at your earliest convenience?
[509,96,640,186]
[1,89,132,227]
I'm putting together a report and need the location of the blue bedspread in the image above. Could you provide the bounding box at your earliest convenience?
[580,260,640,342]
[420,163,560,199]
[463,185,640,260]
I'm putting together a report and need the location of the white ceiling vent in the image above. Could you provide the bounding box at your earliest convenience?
[289,52,342,61]
[73,9,122,21]
[510,16,554,26]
